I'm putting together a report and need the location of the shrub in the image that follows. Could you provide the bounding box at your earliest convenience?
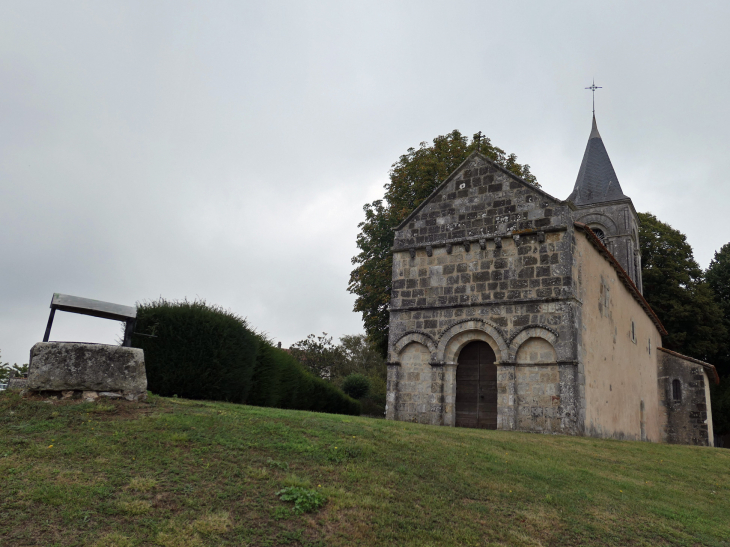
[249,342,360,416]
[246,341,282,408]
[132,298,359,416]
[342,374,371,399]
[131,299,258,403]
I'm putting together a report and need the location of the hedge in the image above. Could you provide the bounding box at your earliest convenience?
[132,299,359,416]
[132,299,258,403]
[250,341,360,415]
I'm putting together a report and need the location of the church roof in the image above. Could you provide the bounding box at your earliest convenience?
[567,115,628,206]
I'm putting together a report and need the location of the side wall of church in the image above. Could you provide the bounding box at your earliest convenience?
[575,234,664,441]
[387,158,583,433]
[657,349,714,446]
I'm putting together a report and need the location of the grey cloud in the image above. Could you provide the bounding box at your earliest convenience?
[2,1,729,364]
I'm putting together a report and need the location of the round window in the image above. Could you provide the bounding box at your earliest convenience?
[591,227,605,242]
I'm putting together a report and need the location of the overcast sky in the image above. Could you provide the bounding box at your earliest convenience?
[1,1,729,365]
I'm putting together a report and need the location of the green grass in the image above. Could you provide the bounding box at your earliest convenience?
[1,391,729,546]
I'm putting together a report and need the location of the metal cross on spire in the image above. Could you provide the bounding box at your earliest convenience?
[585,80,602,115]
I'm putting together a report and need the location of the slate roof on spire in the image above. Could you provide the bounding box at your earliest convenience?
[567,115,628,206]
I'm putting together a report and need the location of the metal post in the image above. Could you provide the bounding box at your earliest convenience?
[123,319,136,347]
[43,308,56,342]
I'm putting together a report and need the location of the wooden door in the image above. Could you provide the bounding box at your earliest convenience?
[455,341,497,429]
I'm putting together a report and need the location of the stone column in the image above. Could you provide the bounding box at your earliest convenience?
[430,363,445,426]
[558,362,580,434]
[497,363,516,430]
[385,362,400,421]
[443,363,457,427]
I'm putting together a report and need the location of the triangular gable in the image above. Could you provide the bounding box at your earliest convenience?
[395,151,563,232]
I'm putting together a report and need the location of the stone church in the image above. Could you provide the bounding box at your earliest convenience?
[385,115,718,446]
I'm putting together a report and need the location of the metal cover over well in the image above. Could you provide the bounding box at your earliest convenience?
[51,293,137,320]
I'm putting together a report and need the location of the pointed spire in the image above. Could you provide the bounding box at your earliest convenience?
[567,115,627,206]
[589,114,600,139]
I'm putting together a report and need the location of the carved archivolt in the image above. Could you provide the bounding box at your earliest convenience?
[509,325,558,362]
[393,331,437,355]
[574,212,618,236]
[436,319,509,364]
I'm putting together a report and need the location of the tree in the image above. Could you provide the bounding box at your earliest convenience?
[706,242,730,437]
[349,131,539,357]
[289,333,347,380]
[638,213,726,362]
[289,333,386,383]
[338,334,387,381]
[706,242,730,377]
[342,374,371,399]
[0,356,29,384]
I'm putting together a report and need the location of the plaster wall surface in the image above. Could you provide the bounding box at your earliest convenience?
[576,234,663,441]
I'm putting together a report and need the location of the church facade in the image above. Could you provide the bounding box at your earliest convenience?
[385,116,718,446]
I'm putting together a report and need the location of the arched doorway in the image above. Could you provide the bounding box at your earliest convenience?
[455,341,497,429]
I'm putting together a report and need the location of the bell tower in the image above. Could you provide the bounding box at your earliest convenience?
[567,115,643,292]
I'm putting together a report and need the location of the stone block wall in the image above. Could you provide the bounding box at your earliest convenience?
[385,153,581,435]
[497,365,516,430]
[388,233,577,366]
[387,342,444,425]
[512,337,564,433]
[393,156,571,249]
[658,349,713,446]
[7,373,28,391]
[515,365,561,432]
[389,232,573,314]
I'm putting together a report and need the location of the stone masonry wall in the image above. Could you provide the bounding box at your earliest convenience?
[386,153,581,435]
[388,235,574,349]
[658,349,713,446]
[515,365,561,432]
[514,337,561,433]
[387,342,444,425]
[393,155,570,250]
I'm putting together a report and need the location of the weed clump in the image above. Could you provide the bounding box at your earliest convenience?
[117,499,151,515]
[128,477,157,492]
[93,532,134,547]
[191,512,230,535]
[276,486,327,514]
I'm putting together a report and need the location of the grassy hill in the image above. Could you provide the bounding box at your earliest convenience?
[1,391,729,547]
